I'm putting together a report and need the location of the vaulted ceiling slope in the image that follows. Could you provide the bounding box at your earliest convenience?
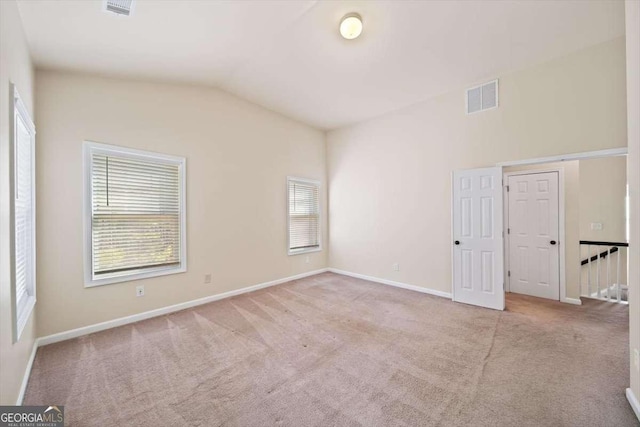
[17,0,624,130]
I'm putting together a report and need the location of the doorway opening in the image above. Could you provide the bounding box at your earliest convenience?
[451,148,628,311]
[501,150,629,307]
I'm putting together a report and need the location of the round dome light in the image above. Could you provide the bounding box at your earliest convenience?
[340,13,363,40]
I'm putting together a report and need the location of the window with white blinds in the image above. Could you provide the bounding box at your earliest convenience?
[287,177,321,255]
[84,142,186,287]
[12,85,36,341]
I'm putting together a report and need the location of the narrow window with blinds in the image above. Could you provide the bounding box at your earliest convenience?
[12,85,36,341]
[287,177,321,255]
[84,142,186,287]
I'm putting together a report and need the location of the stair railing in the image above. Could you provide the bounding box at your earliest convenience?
[579,240,629,303]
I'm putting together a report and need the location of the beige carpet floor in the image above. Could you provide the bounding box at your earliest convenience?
[25,272,637,426]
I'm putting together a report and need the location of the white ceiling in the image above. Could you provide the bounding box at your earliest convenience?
[17,0,625,130]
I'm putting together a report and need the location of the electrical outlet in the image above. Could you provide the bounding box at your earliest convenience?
[392,263,399,271]
[305,256,310,264]
[634,349,639,372]
[136,285,144,297]
[591,222,603,231]
[204,274,212,284]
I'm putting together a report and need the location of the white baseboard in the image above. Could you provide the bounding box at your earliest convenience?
[38,268,328,347]
[627,388,640,421]
[16,339,39,405]
[328,268,452,299]
[561,297,582,306]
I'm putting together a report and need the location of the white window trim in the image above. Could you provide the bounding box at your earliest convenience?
[83,141,187,287]
[287,176,322,256]
[10,83,36,342]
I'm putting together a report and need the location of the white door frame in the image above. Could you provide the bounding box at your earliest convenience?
[503,168,567,303]
[496,147,627,167]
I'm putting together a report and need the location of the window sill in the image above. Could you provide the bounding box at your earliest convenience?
[85,264,187,288]
[288,247,322,256]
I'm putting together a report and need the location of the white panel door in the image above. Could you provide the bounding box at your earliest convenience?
[452,167,504,310]
[507,172,560,300]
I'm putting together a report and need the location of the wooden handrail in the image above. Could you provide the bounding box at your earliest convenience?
[580,240,629,247]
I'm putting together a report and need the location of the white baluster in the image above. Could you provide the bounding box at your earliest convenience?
[596,246,601,299]
[606,247,611,301]
[588,245,592,297]
[579,245,583,297]
[617,247,622,303]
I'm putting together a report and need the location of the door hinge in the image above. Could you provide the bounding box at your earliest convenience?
[508,270,511,277]
[507,228,510,234]
[506,185,510,192]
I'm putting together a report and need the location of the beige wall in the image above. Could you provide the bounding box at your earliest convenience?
[0,0,37,405]
[580,156,627,242]
[626,0,640,405]
[327,37,627,298]
[35,70,327,337]
[504,162,580,299]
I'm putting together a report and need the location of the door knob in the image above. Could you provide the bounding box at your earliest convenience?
[454,240,460,245]
[550,240,557,245]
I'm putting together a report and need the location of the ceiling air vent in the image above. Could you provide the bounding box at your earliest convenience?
[103,0,134,16]
[466,79,498,114]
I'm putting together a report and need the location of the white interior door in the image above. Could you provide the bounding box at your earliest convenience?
[452,167,504,310]
[507,172,560,300]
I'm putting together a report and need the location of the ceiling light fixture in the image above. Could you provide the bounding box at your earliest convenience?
[340,13,363,40]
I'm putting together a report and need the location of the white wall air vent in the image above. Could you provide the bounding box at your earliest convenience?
[103,0,134,16]
[466,79,498,114]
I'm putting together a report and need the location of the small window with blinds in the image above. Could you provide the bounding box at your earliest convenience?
[83,142,186,287]
[287,177,321,255]
[12,85,36,341]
